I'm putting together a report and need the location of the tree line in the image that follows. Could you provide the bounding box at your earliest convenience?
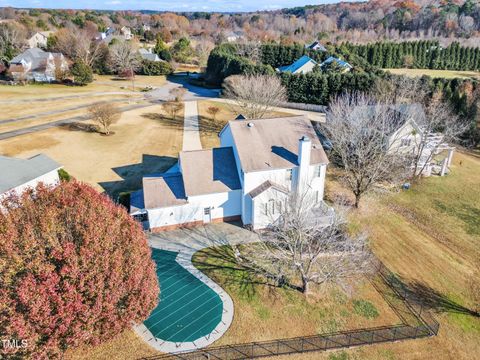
[206,42,479,147]
[345,41,480,71]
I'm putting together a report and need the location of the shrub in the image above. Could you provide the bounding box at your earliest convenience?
[57,168,71,181]
[352,299,379,319]
[70,60,93,85]
[141,59,174,76]
[0,181,159,358]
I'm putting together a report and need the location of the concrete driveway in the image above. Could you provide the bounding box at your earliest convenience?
[147,74,221,102]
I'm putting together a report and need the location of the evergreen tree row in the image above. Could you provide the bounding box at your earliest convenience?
[346,41,480,71]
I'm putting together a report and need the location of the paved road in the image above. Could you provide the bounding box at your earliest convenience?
[148,74,220,102]
[182,101,202,151]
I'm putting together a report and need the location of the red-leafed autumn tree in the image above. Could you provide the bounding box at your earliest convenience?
[0,181,159,359]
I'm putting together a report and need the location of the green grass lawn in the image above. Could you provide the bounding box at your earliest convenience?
[384,68,480,80]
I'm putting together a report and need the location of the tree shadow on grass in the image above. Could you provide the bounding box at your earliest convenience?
[99,154,177,199]
[383,272,479,318]
[192,242,285,300]
[403,280,479,317]
[142,113,183,130]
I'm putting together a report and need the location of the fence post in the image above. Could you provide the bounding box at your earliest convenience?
[392,327,397,341]
[301,338,304,352]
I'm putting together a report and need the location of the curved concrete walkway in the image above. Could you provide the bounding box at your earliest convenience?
[134,223,259,354]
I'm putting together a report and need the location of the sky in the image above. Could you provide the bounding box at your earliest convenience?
[0,0,336,13]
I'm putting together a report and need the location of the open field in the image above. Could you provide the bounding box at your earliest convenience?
[0,104,184,197]
[197,100,295,148]
[384,68,480,80]
[0,75,166,100]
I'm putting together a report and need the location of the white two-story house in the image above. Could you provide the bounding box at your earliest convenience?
[131,116,329,231]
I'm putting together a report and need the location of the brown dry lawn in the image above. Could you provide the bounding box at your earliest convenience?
[197,100,296,149]
[0,104,184,197]
[384,68,480,80]
[0,75,166,100]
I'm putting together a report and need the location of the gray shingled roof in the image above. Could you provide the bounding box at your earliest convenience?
[0,154,61,194]
[10,48,63,72]
[226,116,329,173]
[142,173,187,209]
[180,147,241,197]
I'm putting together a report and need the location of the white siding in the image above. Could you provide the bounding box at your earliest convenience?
[1,169,60,199]
[147,190,242,229]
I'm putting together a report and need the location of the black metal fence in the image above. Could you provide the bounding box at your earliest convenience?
[141,263,439,360]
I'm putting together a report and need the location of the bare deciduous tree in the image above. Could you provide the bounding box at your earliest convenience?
[238,195,375,294]
[54,28,103,67]
[169,87,187,102]
[88,102,121,135]
[320,92,411,208]
[223,74,287,119]
[0,23,26,61]
[206,106,220,121]
[162,101,182,120]
[109,40,141,90]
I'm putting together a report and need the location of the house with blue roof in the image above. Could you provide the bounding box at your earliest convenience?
[277,55,318,74]
[320,56,353,72]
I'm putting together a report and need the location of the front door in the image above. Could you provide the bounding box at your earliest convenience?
[203,207,212,224]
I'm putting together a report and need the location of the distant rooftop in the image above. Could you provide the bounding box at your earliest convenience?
[278,55,317,73]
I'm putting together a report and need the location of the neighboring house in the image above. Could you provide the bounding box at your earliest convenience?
[9,48,69,82]
[27,31,53,48]
[131,116,329,231]
[97,27,115,41]
[306,40,327,52]
[142,24,151,32]
[225,31,244,43]
[139,48,162,62]
[0,154,61,198]
[386,104,455,177]
[277,55,318,74]
[320,56,353,72]
[345,103,455,177]
[121,26,133,40]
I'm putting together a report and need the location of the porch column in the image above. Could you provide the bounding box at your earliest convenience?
[447,148,455,167]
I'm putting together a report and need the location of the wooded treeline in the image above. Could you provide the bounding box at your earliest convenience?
[346,41,480,71]
[206,42,480,147]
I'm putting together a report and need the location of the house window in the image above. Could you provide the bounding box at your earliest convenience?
[400,138,412,147]
[204,207,211,215]
[264,199,276,215]
[314,165,322,178]
[286,169,293,181]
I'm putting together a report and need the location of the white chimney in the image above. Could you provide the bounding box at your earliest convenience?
[296,135,311,194]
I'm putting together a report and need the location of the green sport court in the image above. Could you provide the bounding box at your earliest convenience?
[144,249,223,343]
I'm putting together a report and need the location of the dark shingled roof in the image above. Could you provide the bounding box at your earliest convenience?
[226,116,329,172]
[0,154,61,194]
[180,147,241,197]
